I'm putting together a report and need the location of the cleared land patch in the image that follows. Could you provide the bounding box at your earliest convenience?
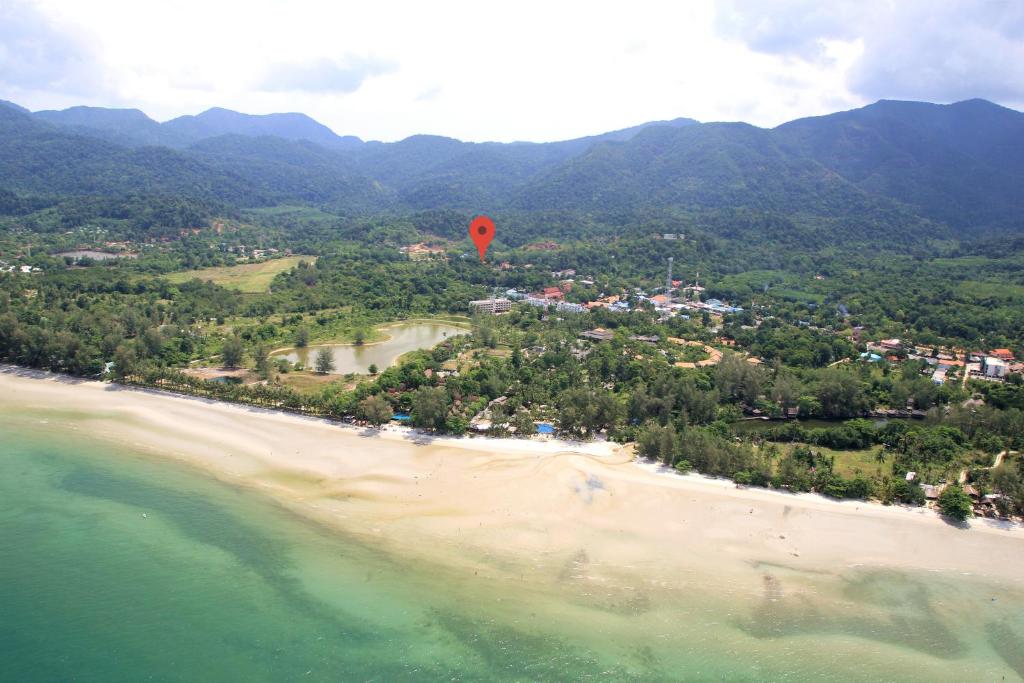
[164,256,314,293]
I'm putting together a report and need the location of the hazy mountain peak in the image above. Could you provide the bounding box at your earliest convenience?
[0,99,32,114]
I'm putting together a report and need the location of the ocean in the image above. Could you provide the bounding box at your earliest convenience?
[2,410,1022,682]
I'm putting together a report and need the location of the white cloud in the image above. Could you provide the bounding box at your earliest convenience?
[258,56,396,94]
[717,0,1024,105]
[0,0,1020,141]
[0,0,108,99]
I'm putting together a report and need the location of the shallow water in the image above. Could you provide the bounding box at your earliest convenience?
[275,321,466,374]
[2,412,1023,682]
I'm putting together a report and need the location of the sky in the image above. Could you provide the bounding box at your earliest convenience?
[2,0,1023,142]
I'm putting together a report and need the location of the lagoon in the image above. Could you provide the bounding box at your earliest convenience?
[274,321,467,374]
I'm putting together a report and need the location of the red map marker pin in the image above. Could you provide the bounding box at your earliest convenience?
[469,215,495,262]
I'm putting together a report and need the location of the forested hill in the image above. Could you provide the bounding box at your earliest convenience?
[1,97,1022,238]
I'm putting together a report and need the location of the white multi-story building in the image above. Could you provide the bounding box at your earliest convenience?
[556,301,585,314]
[469,298,512,314]
[984,356,1008,378]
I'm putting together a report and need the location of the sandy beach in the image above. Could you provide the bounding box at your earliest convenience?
[2,366,1023,595]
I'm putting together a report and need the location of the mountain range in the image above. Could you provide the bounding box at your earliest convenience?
[1,97,1022,237]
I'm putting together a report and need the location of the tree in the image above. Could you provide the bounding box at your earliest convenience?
[253,344,271,379]
[937,485,973,521]
[222,336,244,368]
[444,415,469,435]
[112,344,137,379]
[412,386,449,430]
[295,326,310,348]
[637,423,678,465]
[353,328,367,345]
[557,388,621,436]
[815,369,868,418]
[513,409,535,437]
[314,347,335,374]
[991,464,1022,515]
[368,363,379,375]
[358,394,393,426]
[140,327,164,359]
[770,372,801,408]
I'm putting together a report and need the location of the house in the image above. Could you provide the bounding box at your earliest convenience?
[984,356,1008,378]
[629,334,660,344]
[921,484,946,500]
[524,296,551,309]
[402,243,447,261]
[963,485,981,500]
[990,348,1015,361]
[555,301,585,314]
[551,269,576,278]
[581,328,614,342]
[540,287,564,300]
[703,298,743,314]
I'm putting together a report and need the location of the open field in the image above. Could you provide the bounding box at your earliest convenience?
[276,371,357,393]
[164,256,314,293]
[814,445,885,478]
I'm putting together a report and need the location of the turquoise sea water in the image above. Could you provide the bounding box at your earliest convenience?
[2,411,1024,682]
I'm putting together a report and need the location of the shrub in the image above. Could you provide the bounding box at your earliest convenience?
[938,485,973,521]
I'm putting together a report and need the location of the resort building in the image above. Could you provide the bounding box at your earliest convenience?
[555,301,585,314]
[469,298,512,314]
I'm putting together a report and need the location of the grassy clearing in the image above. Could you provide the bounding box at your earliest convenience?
[165,256,314,293]
[815,446,886,478]
[275,371,357,394]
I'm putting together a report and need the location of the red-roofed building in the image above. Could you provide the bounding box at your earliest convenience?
[541,286,564,300]
[990,348,1015,361]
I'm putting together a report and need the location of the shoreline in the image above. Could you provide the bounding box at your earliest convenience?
[2,366,1023,591]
